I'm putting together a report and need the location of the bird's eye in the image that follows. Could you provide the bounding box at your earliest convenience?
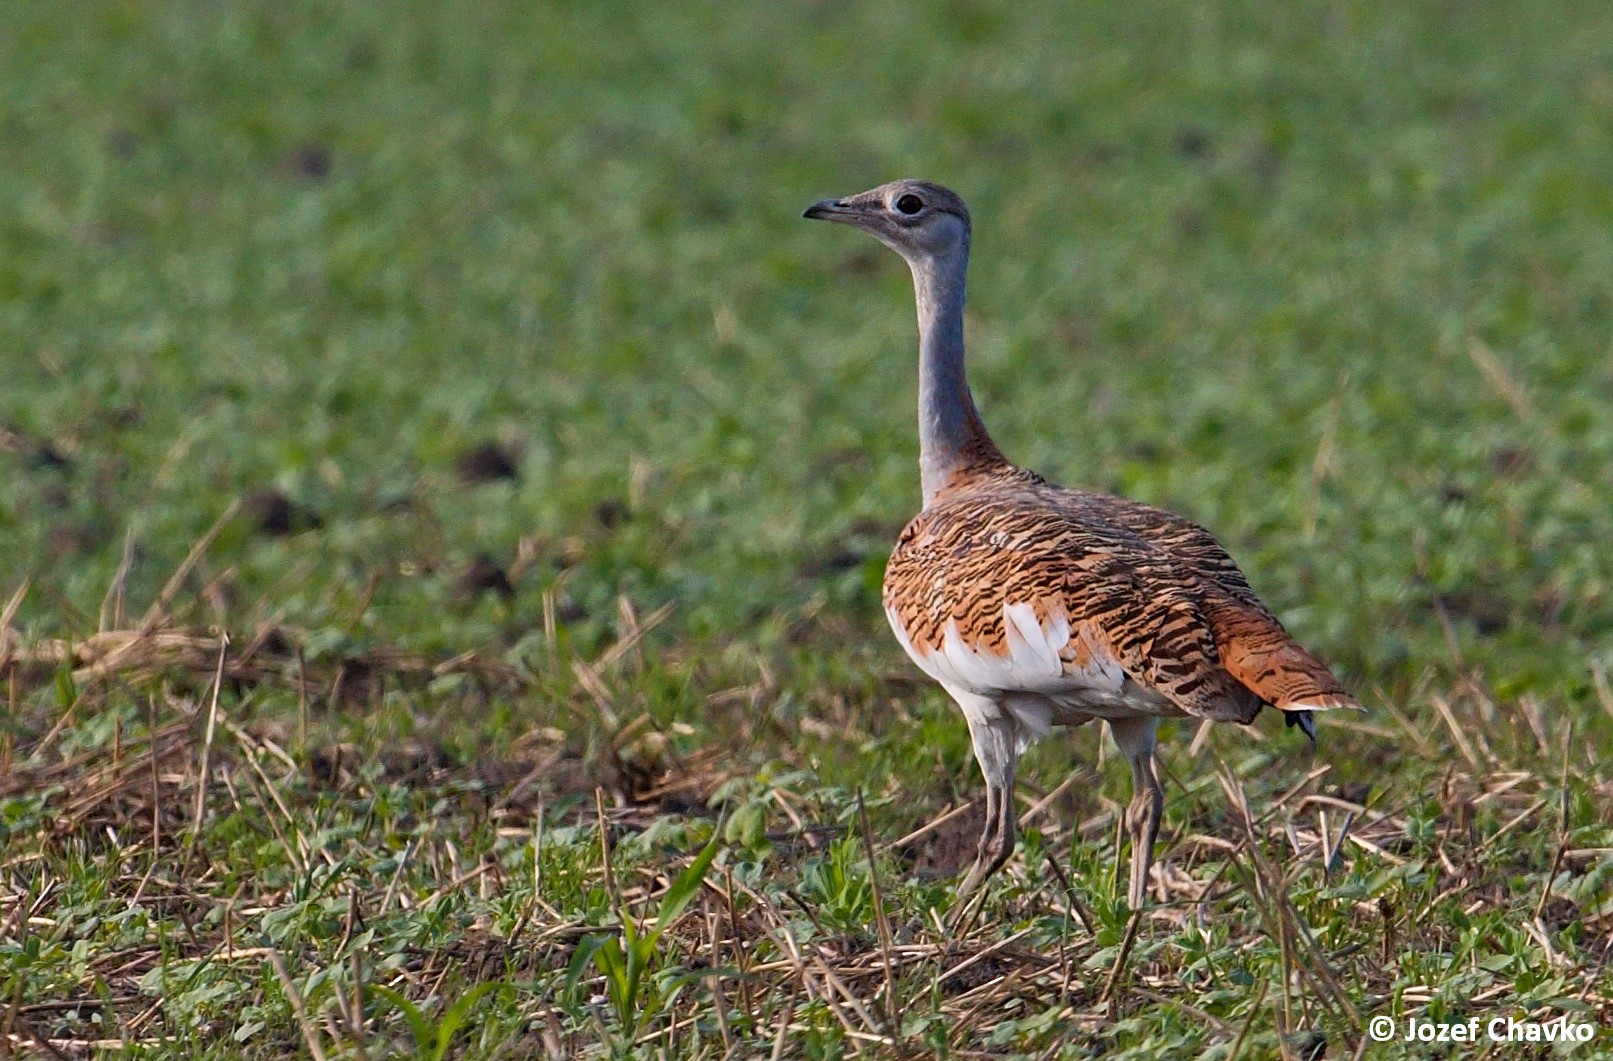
[894,193,924,215]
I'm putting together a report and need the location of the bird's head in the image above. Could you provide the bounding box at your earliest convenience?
[803,179,971,264]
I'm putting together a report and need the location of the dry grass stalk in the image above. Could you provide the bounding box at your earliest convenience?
[855,790,903,1044]
[1468,338,1537,422]
[268,948,330,1061]
[184,634,229,865]
[2,621,527,704]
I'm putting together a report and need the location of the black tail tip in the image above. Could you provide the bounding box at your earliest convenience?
[1284,710,1318,743]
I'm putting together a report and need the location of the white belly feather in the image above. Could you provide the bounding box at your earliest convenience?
[884,600,1176,737]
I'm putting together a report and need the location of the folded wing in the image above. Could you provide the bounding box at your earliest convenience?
[884,480,1360,724]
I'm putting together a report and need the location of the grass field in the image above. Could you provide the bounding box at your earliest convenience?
[4,0,1613,1056]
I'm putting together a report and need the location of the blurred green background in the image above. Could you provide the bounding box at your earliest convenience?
[6,2,1613,1055]
[3,0,1612,712]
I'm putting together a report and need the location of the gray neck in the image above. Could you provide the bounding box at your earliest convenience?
[909,247,1001,506]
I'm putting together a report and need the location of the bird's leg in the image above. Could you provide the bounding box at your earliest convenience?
[991,769,1017,869]
[1125,752,1163,909]
[956,706,1019,899]
[958,778,1018,898]
[958,781,997,892]
[957,784,1003,899]
[1108,717,1162,910]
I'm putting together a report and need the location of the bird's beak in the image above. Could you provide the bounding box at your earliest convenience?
[803,198,855,222]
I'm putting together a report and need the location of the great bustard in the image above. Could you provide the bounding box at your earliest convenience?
[804,180,1360,907]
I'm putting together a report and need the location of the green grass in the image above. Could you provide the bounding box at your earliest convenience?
[3,0,1613,1056]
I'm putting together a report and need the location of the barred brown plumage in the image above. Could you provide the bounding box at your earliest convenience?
[804,179,1361,909]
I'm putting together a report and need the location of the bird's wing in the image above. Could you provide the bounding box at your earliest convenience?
[884,491,1263,721]
[1079,493,1269,610]
[1082,492,1361,712]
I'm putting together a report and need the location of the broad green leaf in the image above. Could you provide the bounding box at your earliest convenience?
[565,934,609,995]
[369,984,433,1052]
[432,982,506,1061]
[653,834,722,937]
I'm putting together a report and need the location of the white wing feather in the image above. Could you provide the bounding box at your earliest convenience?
[885,601,1129,700]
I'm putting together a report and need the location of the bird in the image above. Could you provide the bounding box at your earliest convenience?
[803,180,1361,908]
